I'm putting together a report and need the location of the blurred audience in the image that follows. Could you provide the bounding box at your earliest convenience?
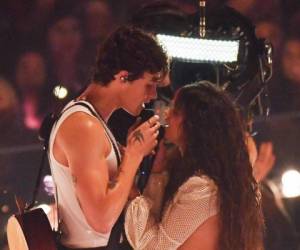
[0,78,18,250]
[82,0,116,45]
[0,8,16,80]
[226,0,281,24]
[281,37,300,87]
[172,0,198,14]
[255,19,283,59]
[80,0,117,74]
[0,78,20,144]
[46,10,87,98]
[247,136,299,250]
[288,11,300,37]
[0,77,38,250]
[14,51,52,130]
[271,35,300,113]
[226,0,257,17]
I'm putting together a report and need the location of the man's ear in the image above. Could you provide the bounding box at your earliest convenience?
[115,70,129,83]
[120,76,128,82]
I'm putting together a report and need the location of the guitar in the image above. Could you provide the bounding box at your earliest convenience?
[7,208,58,250]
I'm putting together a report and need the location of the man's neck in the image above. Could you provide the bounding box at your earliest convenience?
[77,83,119,122]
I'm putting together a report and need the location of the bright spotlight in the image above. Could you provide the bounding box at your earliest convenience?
[281,169,300,198]
[156,34,239,63]
[53,85,68,99]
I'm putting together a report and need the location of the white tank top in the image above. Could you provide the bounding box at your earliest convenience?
[48,100,119,248]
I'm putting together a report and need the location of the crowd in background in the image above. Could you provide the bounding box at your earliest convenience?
[0,0,300,132]
[0,0,300,131]
[1,0,300,249]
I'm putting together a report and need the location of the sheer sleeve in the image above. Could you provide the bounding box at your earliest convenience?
[125,176,219,250]
[142,171,169,220]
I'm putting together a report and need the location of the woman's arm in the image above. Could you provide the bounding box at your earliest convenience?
[142,171,169,219]
[125,176,219,250]
[141,140,171,219]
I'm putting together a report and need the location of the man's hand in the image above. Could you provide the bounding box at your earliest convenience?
[126,115,160,158]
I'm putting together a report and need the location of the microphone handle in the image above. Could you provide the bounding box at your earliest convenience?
[137,126,165,193]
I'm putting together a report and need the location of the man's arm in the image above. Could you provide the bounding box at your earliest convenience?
[54,112,159,233]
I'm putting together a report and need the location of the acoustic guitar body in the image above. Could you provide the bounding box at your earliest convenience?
[7,208,57,250]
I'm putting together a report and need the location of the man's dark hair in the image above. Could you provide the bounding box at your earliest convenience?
[92,25,169,85]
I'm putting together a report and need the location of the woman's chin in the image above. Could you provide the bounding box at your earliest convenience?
[164,133,173,144]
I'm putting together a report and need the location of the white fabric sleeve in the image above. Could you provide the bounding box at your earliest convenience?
[125,176,219,250]
[142,172,169,220]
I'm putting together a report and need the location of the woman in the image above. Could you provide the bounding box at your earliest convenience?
[125,82,264,250]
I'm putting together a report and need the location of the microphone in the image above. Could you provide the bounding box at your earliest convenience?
[137,109,166,193]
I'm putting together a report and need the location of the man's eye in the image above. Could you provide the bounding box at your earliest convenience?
[146,83,156,89]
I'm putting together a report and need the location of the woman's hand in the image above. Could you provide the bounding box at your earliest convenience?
[151,139,169,173]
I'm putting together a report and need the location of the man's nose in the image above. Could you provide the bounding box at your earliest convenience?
[148,85,157,100]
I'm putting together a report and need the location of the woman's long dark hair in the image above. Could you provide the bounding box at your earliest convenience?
[162,82,264,250]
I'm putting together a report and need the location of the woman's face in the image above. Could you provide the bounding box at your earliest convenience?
[164,100,184,147]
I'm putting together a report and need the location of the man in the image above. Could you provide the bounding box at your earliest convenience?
[48,26,169,249]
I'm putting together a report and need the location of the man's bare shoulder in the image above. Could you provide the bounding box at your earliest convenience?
[56,111,107,146]
[62,111,100,128]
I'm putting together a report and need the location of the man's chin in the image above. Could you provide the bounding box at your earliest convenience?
[123,107,141,117]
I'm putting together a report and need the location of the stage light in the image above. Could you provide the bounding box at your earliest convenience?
[281,169,300,198]
[1,205,9,213]
[155,1,239,64]
[53,85,68,99]
[157,34,239,63]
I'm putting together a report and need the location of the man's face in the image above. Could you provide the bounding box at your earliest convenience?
[121,72,166,116]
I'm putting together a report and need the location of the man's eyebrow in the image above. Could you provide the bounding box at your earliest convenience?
[151,78,164,87]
